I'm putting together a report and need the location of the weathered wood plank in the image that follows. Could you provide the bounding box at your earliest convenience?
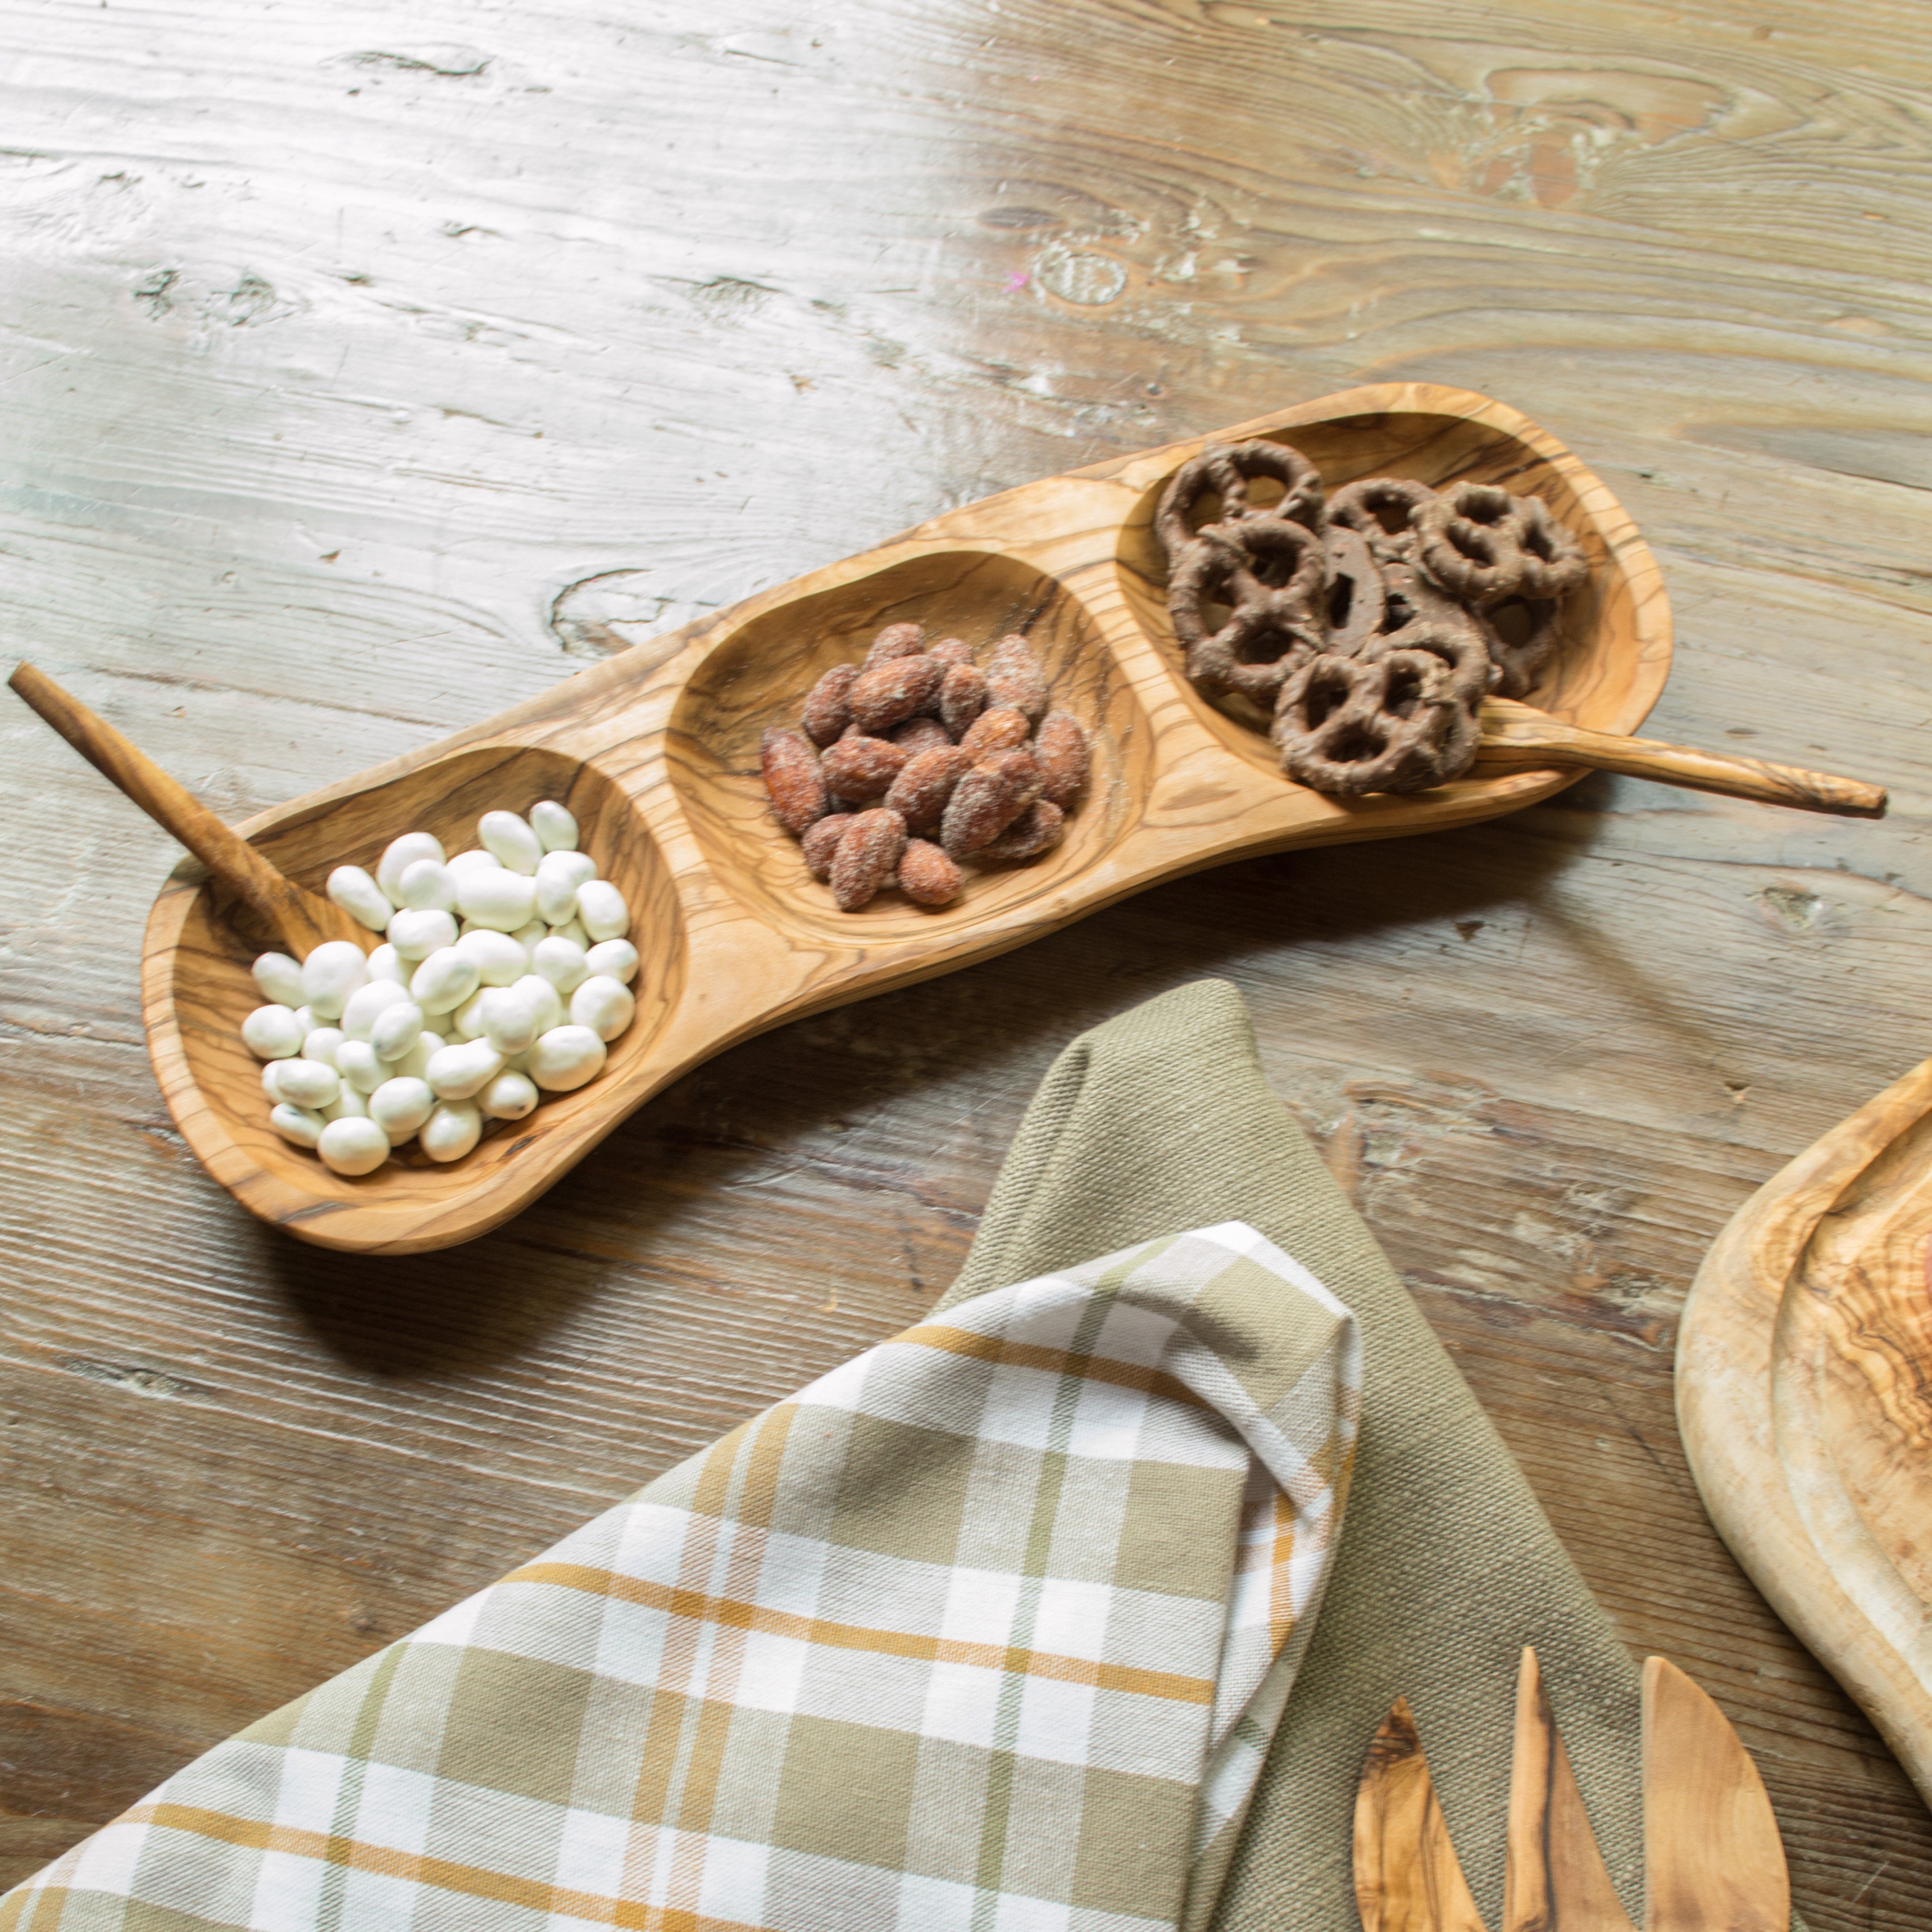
[6,0,1932,1919]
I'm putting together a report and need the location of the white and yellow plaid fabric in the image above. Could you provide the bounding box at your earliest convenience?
[3,1222,1360,1932]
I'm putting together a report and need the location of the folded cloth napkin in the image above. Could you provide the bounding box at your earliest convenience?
[2,1217,1360,1930]
[5,978,1656,1932]
[935,980,1649,1930]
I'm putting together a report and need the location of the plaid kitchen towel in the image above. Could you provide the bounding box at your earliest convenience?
[1,1221,1361,1931]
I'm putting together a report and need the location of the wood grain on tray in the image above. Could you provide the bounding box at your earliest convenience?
[140,383,1671,1254]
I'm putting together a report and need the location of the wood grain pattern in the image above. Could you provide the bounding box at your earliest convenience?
[7,663,364,959]
[1356,1699,1489,1932]
[1642,1655,1791,1932]
[1506,1648,1636,1932]
[139,382,1674,1254]
[7,0,1932,1921]
[1678,1057,1932,1813]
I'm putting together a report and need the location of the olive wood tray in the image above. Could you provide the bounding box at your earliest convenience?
[1679,1056,1932,1812]
[143,382,1674,1253]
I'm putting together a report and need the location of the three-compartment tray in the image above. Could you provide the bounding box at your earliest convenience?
[142,382,1670,1253]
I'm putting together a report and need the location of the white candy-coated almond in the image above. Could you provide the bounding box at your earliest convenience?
[410,947,481,1016]
[397,857,458,913]
[527,1024,606,1092]
[388,906,459,961]
[300,940,370,1020]
[366,944,407,986]
[509,973,565,1035]
[340,978,414,1042]
[369,1076,435,1140]
[447,848,501,879]
[376,832,446,901]
[480,1071,539,1120]
[576,880,630,942]
[509,919,547,956]
[326,865,393,932]
[479,809,543,874]
[269,1102,326,1149]
[426,1038,505,1100]
[336,1039,387,1095]
[570,975,636,1043]
[242,1004,304,1060]
[420,1100,482,1162]
[252,951,305,1007]
[530,799,579,852]
[455,867,538,932]
[450,987,491,1041]
[318,1115,390,1176]
[539,846,596,889]
[392,1031,444,1082]
[261,1062,285,1102]
[322,1084,369,1121]
[370,1001,424,1063]
[291,1005,315,1035]
[479,984,544,1055]
[585,938,639,985]
[531,935,589,994]
[533,865,578,927]
[546,919,589,949]
[302,1026,347,1068]
[455,927,528,987]
[272,1058,341,1109]
[534,852,594,921]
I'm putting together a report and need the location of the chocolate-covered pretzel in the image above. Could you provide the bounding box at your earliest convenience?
[1271,640,1483,796]
[1325,476,1436,566]
[1155,440,1324,561]
[1474,595,1563,700]
[1415,482,1587,607]
[1320,524,1388,657]
[1167,517,1327,710]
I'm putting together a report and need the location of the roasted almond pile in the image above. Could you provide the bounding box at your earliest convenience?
[760,624,1090,910]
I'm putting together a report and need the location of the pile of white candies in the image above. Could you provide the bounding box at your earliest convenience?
[242,800,638,1177]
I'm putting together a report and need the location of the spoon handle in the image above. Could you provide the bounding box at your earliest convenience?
[1477,697,1887,817]
[8,661,363,957]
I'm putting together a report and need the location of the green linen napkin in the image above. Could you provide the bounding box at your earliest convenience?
[934,979,1648,1929]
[3,976,1656,1931]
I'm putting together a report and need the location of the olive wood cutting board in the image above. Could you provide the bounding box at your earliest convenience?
[1680,1059,1932,1813]
[142,381,1677,1253]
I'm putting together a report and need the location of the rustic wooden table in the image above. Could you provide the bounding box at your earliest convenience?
[4,1,1930,1920]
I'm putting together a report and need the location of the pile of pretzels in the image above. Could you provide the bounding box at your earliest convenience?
[1157,441,1589,795]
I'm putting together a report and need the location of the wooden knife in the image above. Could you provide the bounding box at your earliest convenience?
[1642,1656,1790,1932]
[1355,1697,1488,1932]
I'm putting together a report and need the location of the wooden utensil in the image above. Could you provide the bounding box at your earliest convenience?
[110,382,1884,1253]
[1357,1651,1789,1932]
[1355,1698,1488,1932]
[1679,1054,1932,1813]
[1477,698,1885,818]
[1505,1648,1634,1932]
[1642,1656,1789,1932]
[7,661,364,959]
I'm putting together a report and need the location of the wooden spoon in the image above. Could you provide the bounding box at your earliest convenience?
[7,662,365,958]
[119,382,1887,1252]
[1478,697,1884,818]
